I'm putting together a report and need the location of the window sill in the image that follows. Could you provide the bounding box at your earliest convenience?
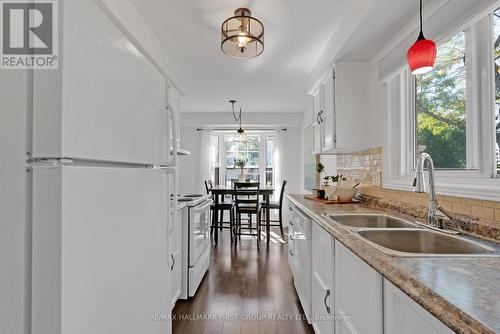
[384,176,500,202]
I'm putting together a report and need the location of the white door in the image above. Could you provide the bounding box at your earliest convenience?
[321,72,335,152]
[293,208,312,322]
[169,208,183,310]
[32,0,168,165]
[189,201,211,266]
[384,280,454,334]
[335,241,383,334]
[312,88,322,154]
[312,223,334,334]
[32,166,171,334]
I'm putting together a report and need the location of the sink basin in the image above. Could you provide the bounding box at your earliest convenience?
[330,214,417,229]
[356,229,497,257]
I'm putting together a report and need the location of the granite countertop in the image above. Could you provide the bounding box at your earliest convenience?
[287,194,500,334]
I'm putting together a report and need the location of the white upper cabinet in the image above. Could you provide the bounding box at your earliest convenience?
[308,62,369,154]
[32,0,169,165]
[320,73,335,152]
[166,80,181,150]
[312,87,323,154]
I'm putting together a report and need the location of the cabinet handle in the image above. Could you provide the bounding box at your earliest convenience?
[324,288,331,313]
[319,110,324,123]
[289,249,293,256]
[170,254,175,271]
[316,113,321,125]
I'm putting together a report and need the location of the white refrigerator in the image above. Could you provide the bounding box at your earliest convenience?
[1,1,177,334]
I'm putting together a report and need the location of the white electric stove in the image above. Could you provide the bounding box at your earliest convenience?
[178,194,212,299]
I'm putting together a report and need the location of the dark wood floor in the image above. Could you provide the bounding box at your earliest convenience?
[173,228,314,334]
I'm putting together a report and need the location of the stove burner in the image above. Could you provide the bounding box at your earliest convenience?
[184,194,203,198]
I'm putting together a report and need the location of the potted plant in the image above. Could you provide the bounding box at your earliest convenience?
[314,163,327,198]
[234,158,247,181]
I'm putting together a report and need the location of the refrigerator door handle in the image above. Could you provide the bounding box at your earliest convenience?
[166,104,178,167]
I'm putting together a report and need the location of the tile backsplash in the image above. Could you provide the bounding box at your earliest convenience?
[336,147,382,187]
[335,147,500,240]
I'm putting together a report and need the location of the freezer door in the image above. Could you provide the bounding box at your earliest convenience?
[32,0,169,164]
[32,166,171,334]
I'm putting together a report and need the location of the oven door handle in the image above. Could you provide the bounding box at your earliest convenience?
[193,200,212,213]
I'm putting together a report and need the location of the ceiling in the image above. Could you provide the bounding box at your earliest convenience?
[336,0,434,61]
[130,0,350,113]
[130,0,433,113]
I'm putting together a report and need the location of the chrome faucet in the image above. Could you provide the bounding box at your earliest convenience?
[414,153,451,229]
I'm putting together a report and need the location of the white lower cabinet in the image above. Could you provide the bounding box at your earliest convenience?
[311,223,335,334]
[168,206,184,311]
[383,279,454,334]
[286,201,458,334]
[334,241,383,334]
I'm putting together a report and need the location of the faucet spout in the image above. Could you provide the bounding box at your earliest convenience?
[414,153,448,229]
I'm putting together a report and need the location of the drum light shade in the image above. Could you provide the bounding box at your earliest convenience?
[407,0,436,75]
[221,8,264,59]
[408,33,437,75]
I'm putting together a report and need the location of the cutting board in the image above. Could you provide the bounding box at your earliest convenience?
[304,195,361,205]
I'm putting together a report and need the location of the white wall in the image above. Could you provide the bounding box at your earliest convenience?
[178,113,303,226]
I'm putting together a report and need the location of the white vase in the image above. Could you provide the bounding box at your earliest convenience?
[239,170,245,181]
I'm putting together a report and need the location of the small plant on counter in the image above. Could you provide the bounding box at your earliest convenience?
[330,174,347,184]
[317,163,329,187]
[234,158,247,170]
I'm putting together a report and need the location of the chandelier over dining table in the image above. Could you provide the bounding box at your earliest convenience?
[221,8,264,59]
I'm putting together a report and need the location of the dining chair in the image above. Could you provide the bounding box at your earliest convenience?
[205,180,234,245]
[233,181,261,246]
[260,180,287,237]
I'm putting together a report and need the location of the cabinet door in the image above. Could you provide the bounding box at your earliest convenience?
[312,223,334,334]
[167,81,181,148]
[334,241,383,334]
[169,209,182,311]
[384,280,454,334]
[293,209,312,322]
[321,74,335,152]
[334,62,368,150]
[312,88,322,154]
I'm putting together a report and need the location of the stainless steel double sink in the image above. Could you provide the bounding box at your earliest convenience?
[327,214,497,257]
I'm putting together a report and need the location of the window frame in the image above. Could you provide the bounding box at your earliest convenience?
[383,13,499,201]
[410,28,477,173]
[212,131,276,186]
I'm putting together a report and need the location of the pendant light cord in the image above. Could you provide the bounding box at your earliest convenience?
[230,100,241,122]
[419,0,423,32]
[417,0,425,40]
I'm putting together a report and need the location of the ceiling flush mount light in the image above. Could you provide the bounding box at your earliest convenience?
[230,100,246,142]
[407,0,437,75]
[221,8,264,59]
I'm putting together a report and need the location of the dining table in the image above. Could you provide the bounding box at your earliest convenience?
[210,184,275,245]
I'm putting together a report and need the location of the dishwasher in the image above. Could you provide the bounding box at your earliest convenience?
[289,204,312,323]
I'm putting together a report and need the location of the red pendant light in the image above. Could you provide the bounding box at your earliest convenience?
[407,0,436,75]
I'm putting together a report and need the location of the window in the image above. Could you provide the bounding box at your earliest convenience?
[384,9,500,199]
[210,132,276,186]
[493,8,500,174]
[210,135,219,184]
[415,30,470,169]
[225,135,260,183]
[265,135,274,186]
